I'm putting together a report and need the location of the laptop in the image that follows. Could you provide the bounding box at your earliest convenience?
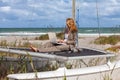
[48,32,65,45]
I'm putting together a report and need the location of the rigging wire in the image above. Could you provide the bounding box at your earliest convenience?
[76,0,80,28]
[75,0,80,47]
[95,0,101,37]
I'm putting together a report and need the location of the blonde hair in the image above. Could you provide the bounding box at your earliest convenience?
[66,18,78,32]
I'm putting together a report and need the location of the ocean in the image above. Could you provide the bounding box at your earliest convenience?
[0,27,120,36]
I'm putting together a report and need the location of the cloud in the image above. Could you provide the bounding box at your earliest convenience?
[79,0,120,15]
[0,6,11,12]
[0,0,72,21]
[76,0,120,27]
[27,0,72,20]
[0,0,120,27]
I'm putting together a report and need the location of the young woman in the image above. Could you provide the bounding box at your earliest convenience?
[30,18,78,52]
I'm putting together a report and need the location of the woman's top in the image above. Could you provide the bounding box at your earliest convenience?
[64,33,68,42]
[64,27,77,46]
[66,31,77,46]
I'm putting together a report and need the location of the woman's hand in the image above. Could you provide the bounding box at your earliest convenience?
[57,39,64,43]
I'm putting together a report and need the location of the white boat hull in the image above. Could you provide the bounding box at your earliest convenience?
[8,60,120,80]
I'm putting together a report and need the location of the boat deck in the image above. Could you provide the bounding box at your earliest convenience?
[7,47,114,60]
[54,48,108,57]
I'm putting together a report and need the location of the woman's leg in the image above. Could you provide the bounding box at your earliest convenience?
[30,42,72,53]
[30,42,54,52]
[42,42,54,48]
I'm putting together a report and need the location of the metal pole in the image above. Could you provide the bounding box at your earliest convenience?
[72,0,76,20]
[72,0,79,47]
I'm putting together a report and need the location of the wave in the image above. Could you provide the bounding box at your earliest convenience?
[85,30,95,32]
[78,33,120,37]
[0,32,47,36]
[0,28,120,35]
[0,32,120,36]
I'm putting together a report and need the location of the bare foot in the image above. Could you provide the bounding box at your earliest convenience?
[30,44,38,52]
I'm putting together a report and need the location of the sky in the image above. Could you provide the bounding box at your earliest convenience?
[0,0,120,28]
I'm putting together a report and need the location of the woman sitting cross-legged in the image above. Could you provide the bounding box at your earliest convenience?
[30,18,78,53]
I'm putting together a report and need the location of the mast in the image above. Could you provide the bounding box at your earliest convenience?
[72,0,79,47]
[72,0,76,20]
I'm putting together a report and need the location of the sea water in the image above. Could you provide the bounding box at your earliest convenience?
[0,27,120,36]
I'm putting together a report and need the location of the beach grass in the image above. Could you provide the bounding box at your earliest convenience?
[94,35,120,53]
[0,55,28,79]
[0,54,59,79]
[94,35,120,45]
[0,39,30,48]
[0,40,8,47]
[105,45,120,53]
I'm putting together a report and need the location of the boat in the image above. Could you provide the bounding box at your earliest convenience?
[0,46,119,80]
[1,0,120,80]
[7,60,120,80]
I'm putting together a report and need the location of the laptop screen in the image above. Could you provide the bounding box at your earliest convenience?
[48,32,57,42]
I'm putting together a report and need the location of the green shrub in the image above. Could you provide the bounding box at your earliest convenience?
[94,36,108,45]
[35,32,64,40]
[35,34,49,40]
[56,32,64,39]
[107,35,120,45]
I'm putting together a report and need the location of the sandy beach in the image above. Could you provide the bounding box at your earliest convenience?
[0,35,119,49]
[0,35,120,53]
